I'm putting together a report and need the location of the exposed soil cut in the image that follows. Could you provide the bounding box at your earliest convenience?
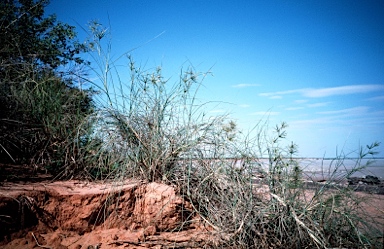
[0,165,213,249]
[1,164,383,248]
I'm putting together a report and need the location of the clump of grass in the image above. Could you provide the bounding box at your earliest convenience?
[178,122,382,248]
[79,22,383,248]
[80,21,231,182]
[0,60,96,176]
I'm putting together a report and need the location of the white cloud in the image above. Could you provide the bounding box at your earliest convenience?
[367,95,384,101]
[317,106,369,116]
[303,85,384,98]
[259,89,300,97]
[259,84,384,98]
[290,117,332,126]
[269,95,282,99]
[238,104,250,108]
[231,83,260,88]
[307,102,330,108]
[295,99,308,104]
[251,111,280,116]
[290,106,383,129]
[285,107,304,111]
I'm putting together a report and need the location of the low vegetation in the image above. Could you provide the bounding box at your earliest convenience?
[0,0,95,177]
[1,1,382,248]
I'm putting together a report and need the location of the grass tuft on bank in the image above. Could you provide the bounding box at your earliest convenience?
[74,24,383,248]
[1,13,382,248]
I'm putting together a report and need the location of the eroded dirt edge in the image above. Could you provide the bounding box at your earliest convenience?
[0,180,214,249]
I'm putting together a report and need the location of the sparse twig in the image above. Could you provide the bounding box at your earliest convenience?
[31,232,52,249]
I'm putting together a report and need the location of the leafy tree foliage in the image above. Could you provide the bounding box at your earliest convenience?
[0,0,87,69]
[0,0,95,176]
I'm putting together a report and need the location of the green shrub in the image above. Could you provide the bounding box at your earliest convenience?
[0,0,96,176]
[0,66,96,174]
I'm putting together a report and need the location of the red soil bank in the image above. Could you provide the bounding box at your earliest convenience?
[0,179,213,249]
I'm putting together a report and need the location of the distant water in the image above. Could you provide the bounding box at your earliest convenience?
[298,158,384,180]
[229,158,384,180]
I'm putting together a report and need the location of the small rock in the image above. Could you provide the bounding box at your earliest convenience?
[144,225,157,237]
[363,175,380,185]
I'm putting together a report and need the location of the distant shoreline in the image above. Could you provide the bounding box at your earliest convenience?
[186,157,384,161]
[302,178,384,195]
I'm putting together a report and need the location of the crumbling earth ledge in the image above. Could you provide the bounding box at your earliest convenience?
[0,179,214,249]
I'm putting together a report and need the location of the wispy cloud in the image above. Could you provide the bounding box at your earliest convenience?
[232,83,260,88]
[290,117,332,126]
[317,106,369,116]
[295,99,308,104]
[285,107,304,111]
[251,111,280,116]
[259,89,300,98]
[291,109,383,129]
[259,84,384,98]
[238,104,251,108]
[307,102,330,108]
[303,85,384,98]
[366,95,384,101]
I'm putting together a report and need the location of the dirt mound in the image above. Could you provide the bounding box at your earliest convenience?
[0,179,213,249]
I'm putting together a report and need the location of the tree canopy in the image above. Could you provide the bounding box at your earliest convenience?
[0,0,95,175]
[0,0,88,69]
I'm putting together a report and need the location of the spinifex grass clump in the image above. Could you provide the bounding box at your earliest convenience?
[82,23,382,248]
[177,122,382,248]
[91,61,225,182]
[82,22,234,181]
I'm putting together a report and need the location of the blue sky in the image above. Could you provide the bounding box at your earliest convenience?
[47,0,384,157]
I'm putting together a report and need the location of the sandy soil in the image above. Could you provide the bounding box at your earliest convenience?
[0,164,383,249]
[0,165,214,249]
